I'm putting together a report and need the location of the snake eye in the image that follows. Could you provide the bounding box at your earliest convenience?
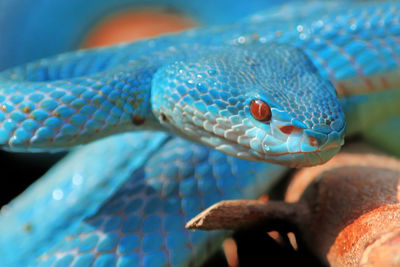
[250,99,271,122]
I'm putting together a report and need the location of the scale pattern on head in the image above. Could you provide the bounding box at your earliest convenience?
[152,43,345,167]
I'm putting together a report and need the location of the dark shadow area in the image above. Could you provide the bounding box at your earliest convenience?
[200,169,324,267]
[0,151,66,206]
[200,227,324,267]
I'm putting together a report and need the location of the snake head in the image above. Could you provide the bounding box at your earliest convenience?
[152,43,345,167]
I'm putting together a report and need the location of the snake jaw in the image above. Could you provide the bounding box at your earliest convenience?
[157,98,345,167]
[261,116,345,166]
[153,87,345,167]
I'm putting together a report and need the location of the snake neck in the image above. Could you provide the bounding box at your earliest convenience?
[0,53,165,151]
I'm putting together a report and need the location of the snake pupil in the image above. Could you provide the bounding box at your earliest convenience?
[250,99,271,122]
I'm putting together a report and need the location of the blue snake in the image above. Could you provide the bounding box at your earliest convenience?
[1,1,400,266]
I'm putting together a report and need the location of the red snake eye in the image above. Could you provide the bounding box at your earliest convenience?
[250,99,271,122]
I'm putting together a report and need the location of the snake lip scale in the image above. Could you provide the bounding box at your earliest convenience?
[168,108,344,168]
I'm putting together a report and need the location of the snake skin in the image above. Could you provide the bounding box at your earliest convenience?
[1,1,400,267]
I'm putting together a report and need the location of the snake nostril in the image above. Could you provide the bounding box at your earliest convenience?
[309,137,318,146]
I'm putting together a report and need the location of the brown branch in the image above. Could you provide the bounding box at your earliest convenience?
[186,200,306,230]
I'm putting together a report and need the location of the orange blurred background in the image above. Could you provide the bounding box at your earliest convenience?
[81,10,196,48]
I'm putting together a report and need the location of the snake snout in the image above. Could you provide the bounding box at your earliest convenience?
[259,116,345,167]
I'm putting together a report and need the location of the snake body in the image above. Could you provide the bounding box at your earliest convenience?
[1,1,400,267]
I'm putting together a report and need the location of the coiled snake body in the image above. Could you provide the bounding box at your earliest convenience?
[0,1,400,266]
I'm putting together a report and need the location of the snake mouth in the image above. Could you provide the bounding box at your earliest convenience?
[243,121,344,167]
[249,121,345,167]
[159,106,344,167]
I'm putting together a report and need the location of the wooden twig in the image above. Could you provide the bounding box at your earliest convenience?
[186,200,304,230]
